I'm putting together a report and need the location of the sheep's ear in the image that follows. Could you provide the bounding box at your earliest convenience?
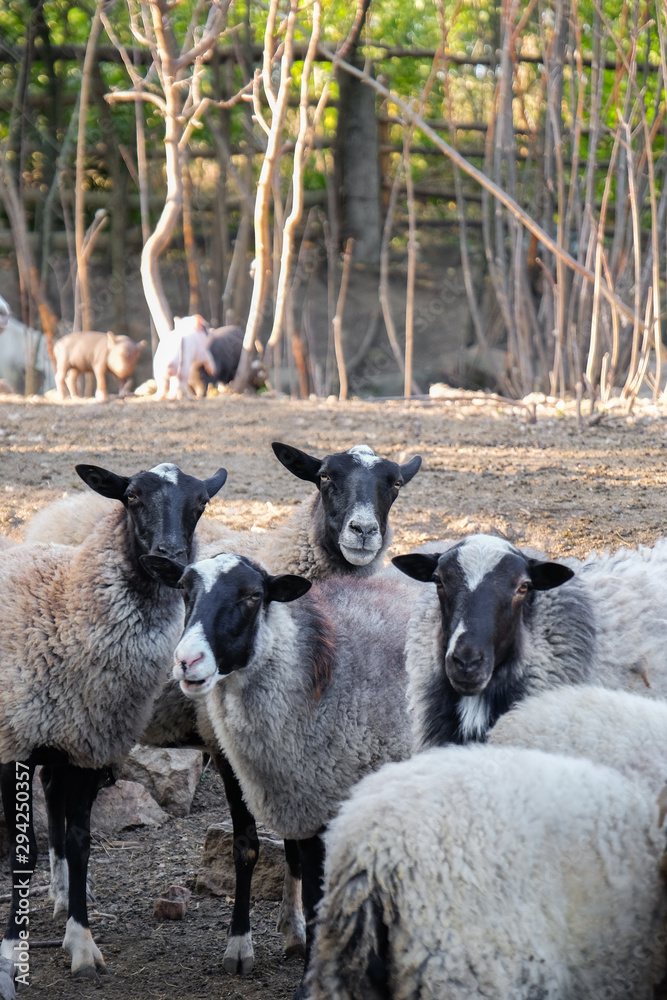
[528,560,574,591]
[76,464,130,500]
[398,455,422,484]
[140,554,185,588]
[203,468,227,498]
[392,553,441,582]
[266,574,312,604]
[271,442,321,483]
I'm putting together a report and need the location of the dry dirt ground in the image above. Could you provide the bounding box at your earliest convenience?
[1,390,667,999]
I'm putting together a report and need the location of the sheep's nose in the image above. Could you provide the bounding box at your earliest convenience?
[156,543,187,559]
[450,649,485,674]
[179,652,204,675]
[348,519,377,539]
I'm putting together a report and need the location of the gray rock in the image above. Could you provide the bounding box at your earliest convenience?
[195,823,284,901]
[120,746,203,817]
[0,772,168,857]
[91,779,169,834]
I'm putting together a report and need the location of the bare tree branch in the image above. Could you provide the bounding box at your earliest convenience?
[322,46,646,333]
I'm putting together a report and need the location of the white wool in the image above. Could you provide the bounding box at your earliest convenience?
[307,745,667,1000]
[150,462,180,483]
[456,693,490,740]
[347,444,380,466]
[568,538,667,696]
[194,553,241,591]
[456,534,516,590]
[488,684,667,795]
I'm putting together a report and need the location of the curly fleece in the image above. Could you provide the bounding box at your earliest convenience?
[307,745,667,1000]
[0,506,183,768]
[203,574,414,841]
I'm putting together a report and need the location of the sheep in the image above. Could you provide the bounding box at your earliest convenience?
[153,314,216,400]
[142,551,416,992]
[26,443,422,582]
[195,442,423,578]
[392,533,667,748]
[488,684,667,795]
[53,330,146,401]
[24,490,227,548]
[0,459,227,980]
[22,440,422,974]
[190,324,243,396]
[306,744,667,1000]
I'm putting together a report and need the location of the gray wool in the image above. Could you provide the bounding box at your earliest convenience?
[562,538,667,697]
[141,678,200,748]
[0,957,14,1000]
[0,507,183,768]
[307,745,667,1000]
[203,575,414,840]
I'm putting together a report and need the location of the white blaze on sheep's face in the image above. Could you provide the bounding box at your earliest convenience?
[194,553,241,593]
[348,444,382,467]
[446,620,466,659]
[174,621,218,698]
[456,535,517,591]
[150,462,180,484]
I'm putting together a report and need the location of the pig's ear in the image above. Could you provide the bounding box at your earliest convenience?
[106,331,118,345]
[137,340,147,352]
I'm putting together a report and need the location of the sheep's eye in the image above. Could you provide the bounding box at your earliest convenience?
[517,581,529,595]
[247,592,262,603]
[127,494,138,503]
[393,480,402,489]
[320,474,329,483]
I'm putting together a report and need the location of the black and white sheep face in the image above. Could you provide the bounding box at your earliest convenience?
[76,462,227,567]
[140,554,311,697]
[393,535,574,695]
[272,441,422,567]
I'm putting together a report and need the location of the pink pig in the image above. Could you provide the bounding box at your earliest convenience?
[153,314,216,400]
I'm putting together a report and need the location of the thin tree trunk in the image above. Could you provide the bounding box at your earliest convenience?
[127,43,157,352]
[266,2,323,354]
[333,238,354,401]
[182,159,200,314]
[74,0,104,332]
[403,134,416,399]
[232,0,297,391]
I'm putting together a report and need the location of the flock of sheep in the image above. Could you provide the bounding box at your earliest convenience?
[0,438,666,1000]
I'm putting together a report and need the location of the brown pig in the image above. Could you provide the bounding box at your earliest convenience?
[54,331,146,402]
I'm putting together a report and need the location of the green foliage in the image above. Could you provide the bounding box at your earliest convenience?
[2,1,666,285]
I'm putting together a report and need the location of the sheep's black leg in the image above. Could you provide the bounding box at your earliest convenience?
[0,761,36,981]
[293,832,326,1000]
[278,838,305,956]
[61,765,107,978]
[40,766,68,919]
[213,747,259,975]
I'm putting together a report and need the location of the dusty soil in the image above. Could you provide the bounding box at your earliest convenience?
[1,389,667,999]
